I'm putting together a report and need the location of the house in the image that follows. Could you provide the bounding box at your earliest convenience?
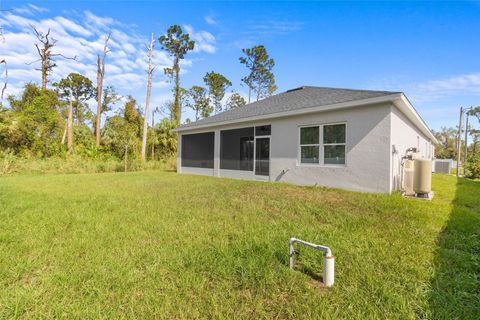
[174,86,437,193]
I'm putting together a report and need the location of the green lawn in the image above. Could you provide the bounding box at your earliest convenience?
[0,172,478,319]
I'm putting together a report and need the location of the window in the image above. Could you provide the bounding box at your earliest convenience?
[255,125,271,136]
[323,124,346,164]
[299,123,346,165]
[300,126,320,164]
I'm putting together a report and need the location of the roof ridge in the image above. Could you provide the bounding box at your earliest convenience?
[298,85,401,94]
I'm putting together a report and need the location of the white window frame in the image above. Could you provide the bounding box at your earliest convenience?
[298,125,321,166]
[298,122,347,167]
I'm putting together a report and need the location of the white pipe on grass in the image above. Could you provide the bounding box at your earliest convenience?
[289,237,335,287]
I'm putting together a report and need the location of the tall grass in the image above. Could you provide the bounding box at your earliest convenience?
[0,150,176,176]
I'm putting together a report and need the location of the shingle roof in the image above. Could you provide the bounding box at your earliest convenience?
[178,86,400,130]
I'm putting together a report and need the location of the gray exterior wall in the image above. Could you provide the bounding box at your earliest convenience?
[390,105,435,191]
[178,102,394,193]
[269,103,392,193]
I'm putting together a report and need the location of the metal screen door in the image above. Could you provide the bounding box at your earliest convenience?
[255,137,270,176]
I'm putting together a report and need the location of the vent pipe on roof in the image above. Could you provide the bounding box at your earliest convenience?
[286,86,306,93]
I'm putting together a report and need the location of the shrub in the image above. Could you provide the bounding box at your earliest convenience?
[0,150,17,175]
[465,154,480,179]
[155,119,177,159]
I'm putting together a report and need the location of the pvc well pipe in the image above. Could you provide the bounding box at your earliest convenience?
[289,237,335,287]
[323,255,335,287]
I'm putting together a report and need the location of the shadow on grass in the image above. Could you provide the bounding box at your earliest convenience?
[285,250,324,283]
[429,177,480,319]
[297,264,323,282]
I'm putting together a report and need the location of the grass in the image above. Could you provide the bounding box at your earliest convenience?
[0,171,478,319]
[0,154,176,176]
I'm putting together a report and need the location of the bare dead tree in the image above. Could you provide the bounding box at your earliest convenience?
[0,58,6,99]
[141,33,155,161]
[95,33,111,146]
[27,26,77,90]
[61,118,68,145]
[0,9,7,98]
[67,100,73,153]
[151,106,159,159]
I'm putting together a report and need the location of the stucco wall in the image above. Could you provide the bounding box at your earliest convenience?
[268,103,392,193]
[180,167,214,176]
[178,102,394,193]
[390,105,435,191]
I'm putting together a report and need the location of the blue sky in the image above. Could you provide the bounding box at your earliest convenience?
[1,1,480,130]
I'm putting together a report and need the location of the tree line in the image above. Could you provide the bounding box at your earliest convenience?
[0,24,277,167]
[433,109,480,179]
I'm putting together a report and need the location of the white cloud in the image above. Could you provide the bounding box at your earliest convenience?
[0,13,35,31]
[234,19,303,49]
[412,73,480,102]
[370,73,480,103]
[1,7,217,122]
[122,42,136,54]
[108,73,145,90]
[248,20,303,35]
[183,24,216,54]
[363,73,480,130]
[84,11,116,29]
[13,4,49,16]
[204,15,217,26]
[54,16,92,37]
[152,80,170,89]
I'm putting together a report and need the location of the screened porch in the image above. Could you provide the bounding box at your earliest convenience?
[180,125,271,177]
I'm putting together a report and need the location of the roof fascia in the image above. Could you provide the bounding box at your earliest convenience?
[392,94,438,144]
